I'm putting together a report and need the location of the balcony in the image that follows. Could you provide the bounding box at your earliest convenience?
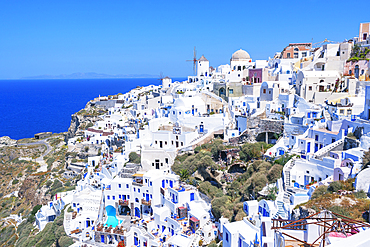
[119,199,129,207]
[141,199,151,206]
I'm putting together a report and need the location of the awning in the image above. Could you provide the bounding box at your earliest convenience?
[133,173,144,177]
[189,217,199,222]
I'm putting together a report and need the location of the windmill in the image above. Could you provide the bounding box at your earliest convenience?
[186,46,198,75]
[158,72,164,85]
[312,38,338,48]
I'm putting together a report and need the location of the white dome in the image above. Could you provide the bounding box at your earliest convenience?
[231,49,251,61]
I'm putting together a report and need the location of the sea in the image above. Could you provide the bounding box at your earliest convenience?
[0,78,185,140]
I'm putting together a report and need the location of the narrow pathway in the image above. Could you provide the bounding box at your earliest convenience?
[17,138,52,172]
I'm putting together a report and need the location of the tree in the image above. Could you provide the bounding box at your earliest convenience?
[362,148,370,170]
[129,152,141,164]
[179,169,189,181]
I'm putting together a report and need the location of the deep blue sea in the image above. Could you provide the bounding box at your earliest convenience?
[0,78,185,140]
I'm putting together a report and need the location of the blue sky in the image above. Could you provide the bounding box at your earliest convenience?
[0,0,367,79]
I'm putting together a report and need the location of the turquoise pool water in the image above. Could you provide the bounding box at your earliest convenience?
[105,216,118,228]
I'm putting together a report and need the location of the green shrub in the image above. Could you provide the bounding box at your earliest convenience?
[129,152,141,164]
[58,236,73,247]
[353,190,367,199]
[311,185,328,199]
[327,181,343,193]
[12,179,19,185]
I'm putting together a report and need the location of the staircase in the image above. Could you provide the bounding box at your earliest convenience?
[312,138,344,159]
[282,190,293,204]
[324,109,332,121]
[283,158,296,188]
[273,201,287,219]
[64,213,71,235]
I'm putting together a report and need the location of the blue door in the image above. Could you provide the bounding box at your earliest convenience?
[192,108,194,115]
[101,235,104,243]
[170,180,173,188]
[190,193,194,201]
[307,142,310,153]
[162,180,165,188]
[146,194,149,202]
[315,143,318,152]
[134,237,138,246]
[171,229,174,235]
[172,194,175,203]
[199,124,204,133]
[86,220,89,228]
[135,207,140,218]
[308,112,311,118]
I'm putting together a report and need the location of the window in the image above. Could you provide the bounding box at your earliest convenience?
[119,195,121,199]
[135,198,139,203]
[294,48,299,52]
[302,52,307,57]
[340,109,344,114]
[138,189,140,193]
[294,53,298,58]
[134,188,136,192]
[112,196,115,200]
[126,184,129,188]
[150,182,152,186]
[347,109,352,115]
[155,141,157,144]
[165,158,168,164]
[309,86,312,91]
[349,70,352,75]
[118,184,121,188]
[181,142,184,146]
[263,89,266,94]
[315,135,318,141]
[164,141,167,145]
[226,233,229,242]
[287,53,291,58]
[332,138,335,143]
[127,195,130,199]
[268,91,271,94]
[229,89,233,94]
[107,195,110,200]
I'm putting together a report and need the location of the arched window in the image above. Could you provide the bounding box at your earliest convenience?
[320,79,325,83]
[294,48,299,52]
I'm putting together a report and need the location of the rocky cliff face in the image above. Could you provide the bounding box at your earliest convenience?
[65,101,106,142]
[0,136,17,147]
[66,113,81,140]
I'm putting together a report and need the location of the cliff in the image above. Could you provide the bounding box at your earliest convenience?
[65,101,107,141]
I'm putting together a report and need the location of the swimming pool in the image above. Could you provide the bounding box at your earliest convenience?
[105,216,118,228]
[105,205,118,228]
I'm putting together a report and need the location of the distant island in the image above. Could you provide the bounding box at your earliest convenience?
[21,72,158,79]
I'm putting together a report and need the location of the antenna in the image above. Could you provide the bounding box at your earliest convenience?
[186,46,198,75]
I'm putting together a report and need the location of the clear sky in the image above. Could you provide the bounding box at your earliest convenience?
[0,0,368,79]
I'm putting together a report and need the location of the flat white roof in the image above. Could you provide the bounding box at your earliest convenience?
[167,234,192,246]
